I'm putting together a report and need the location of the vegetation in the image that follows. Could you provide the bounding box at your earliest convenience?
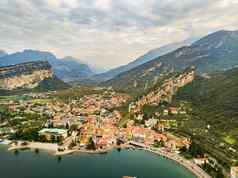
[102,30,238,95]
[202,163,224,178]
[52,86,108,103]
[142,104,161,119]
[180,141,205,159]
[86,137,96,150]
[33,76,70,92]
[0,104,49,141]
[174,68,238,167]
[153,140,165,148]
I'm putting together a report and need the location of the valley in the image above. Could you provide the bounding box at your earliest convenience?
[1,30,238,178]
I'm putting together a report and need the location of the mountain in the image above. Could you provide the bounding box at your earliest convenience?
[0,49,7,58]
[102,30,238,93]
[88,39,194,82]
[174,68,238,166]
[0,49,94,82]
[0,61,69,95]
[57,56,94,82]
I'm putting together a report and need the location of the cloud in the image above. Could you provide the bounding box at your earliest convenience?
[0,0,238,69]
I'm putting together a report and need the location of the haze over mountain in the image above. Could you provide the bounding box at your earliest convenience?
[102,30,238,93]
[0,49,94,82]
[87,39,195,82]
[0,49,7,58]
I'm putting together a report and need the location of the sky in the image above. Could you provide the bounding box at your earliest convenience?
[0,0,238,70]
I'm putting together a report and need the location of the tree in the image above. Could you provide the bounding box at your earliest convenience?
[51,135,56,143]
[189,141,205,158]
[69,141,76,149]
[21,141,28,146]
[66,122,70,129]
[39,135,47,142]
[86,137,96,150]
[70,124,79,131]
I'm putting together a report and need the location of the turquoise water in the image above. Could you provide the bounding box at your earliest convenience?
[0,145,195,178]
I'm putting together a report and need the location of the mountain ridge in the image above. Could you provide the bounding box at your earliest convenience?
[102,30,238,93]
[0,49,94,82]
[0,49,7,58]
[87,39,194,83]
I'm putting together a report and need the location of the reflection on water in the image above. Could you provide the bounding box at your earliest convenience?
[0,146,195,178]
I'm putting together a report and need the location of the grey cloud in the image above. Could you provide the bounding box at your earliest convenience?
[151,0,219,25]
[67,0,157,30]
[0,0,238,69]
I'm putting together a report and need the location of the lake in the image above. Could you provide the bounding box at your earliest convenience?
[0,145,196,178]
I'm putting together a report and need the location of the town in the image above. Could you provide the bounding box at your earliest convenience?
[1,70,236,178]
[0,89,190,153]
[0,86,216,178]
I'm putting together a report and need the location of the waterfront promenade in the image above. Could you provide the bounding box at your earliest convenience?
[144,147,211,178]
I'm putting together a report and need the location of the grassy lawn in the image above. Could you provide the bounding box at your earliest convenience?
[119,113,131,127]
[223,135,236,145]
[31,99,51,104]
[0,95,26,101]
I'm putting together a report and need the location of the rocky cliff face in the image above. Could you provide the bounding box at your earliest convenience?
[0,49,94,81]
[130,69,195,113]
[0,61,53,90]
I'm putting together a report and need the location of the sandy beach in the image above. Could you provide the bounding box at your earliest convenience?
[8,141,59,153]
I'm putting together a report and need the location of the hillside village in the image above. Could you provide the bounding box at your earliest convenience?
[0,67,236,178]
[1,0,238,177]
[0,87,191,152]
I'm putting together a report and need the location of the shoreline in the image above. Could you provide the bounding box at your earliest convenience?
[6,141,210,178]
[143,148,211,178]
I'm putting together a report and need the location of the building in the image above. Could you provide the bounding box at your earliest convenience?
[231,167,238,178]
[136,114,144,121]
[193,158,209,166]
[145,119,158,128]
[163,109,169,116]
[39,128,68,141]
[169,107,178,114]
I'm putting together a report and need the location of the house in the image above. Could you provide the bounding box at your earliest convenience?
[231,167,238,178]
[39,128,68,141]
[145,119,158,128]
[155,112,161,117]
[163,109,169,116]
[193,158,209,166]
[169,107,178,114]
[179,110,187,114]
[166,140,177,151]
[136,114,144,121]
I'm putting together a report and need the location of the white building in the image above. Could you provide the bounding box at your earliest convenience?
[145,119,158,128]
[136,114,144,121]
[193,158,208,166]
